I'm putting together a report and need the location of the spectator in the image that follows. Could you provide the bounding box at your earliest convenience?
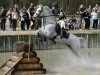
[0,6,7,31]
[86,5,92,15]
[91,9,98,29]
[6,7,13,28]
[83,10,91,29]
[12,8,19,31]
[58,8,66,20]
[28,3,35,29]
[67,16,77,30]
[14,4,20,16]
[77,4,85,29]
[97,5,100,28]
[86,5,92,29]
[51,1,59,15]
[20,6,30,30]
[93,4,99,11]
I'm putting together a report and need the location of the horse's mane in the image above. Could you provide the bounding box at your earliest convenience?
[44,6,50,10]
[43,6,53,15]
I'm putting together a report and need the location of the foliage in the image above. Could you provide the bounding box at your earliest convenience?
[0,0,100,14]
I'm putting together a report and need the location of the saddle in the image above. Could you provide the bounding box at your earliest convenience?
[55,23,61,35]
[55,23,70,39]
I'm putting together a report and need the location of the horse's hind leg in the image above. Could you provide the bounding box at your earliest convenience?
[67,44,79,56]
[68,34,82,56]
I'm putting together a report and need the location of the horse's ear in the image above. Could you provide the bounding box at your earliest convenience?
[37,4,41,8]
[36,5,39,8]
[39,4,43,7]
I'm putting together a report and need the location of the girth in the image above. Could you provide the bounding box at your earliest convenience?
[55,24,70,39]
[63,31,70,39]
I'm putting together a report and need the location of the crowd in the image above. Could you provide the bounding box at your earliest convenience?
[68,4,100,30]
[0,3,40,31]
[0,3,100,31]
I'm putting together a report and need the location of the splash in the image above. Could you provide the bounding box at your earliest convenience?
[38,48,100,71]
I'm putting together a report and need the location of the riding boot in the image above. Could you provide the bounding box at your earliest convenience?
[55,23,61,35]
[60,27,64,38]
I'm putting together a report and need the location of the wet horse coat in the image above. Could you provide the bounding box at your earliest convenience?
[33,5,88,56]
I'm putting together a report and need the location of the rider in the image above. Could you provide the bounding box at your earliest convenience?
[58,8,66,20]
[51,1,59,16]
[57,8,69,38]
[28,3,36,29]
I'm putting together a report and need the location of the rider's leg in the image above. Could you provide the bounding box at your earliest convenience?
[60,27,64,38]
[38,24,57,43]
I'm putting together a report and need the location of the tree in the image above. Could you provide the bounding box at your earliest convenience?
[0,0,100,14]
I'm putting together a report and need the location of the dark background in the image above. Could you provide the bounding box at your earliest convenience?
[0,0,100,15]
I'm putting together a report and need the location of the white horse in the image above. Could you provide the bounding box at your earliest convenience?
[33,5,88,56]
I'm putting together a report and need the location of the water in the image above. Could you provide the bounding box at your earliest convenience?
[1,48,100,75]
[36,48,100,75]
[0,52,13,67]
[0,31,100,75]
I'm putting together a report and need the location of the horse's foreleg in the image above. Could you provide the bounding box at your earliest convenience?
[49,36,57,44]
[37,33,47,41]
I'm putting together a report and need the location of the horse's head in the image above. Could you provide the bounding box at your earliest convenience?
[33,4,53,19]
[33,5,57,42]
[33,4,43,18]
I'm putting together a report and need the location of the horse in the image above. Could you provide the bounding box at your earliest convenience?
[33,4,88,56]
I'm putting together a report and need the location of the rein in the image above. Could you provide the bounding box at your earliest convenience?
[34,6,55,18]
[33,14,55,19]
[39,15,55,18]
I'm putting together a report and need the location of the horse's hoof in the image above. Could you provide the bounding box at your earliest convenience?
[43,39,47,41]
[38,38,42,41]
[60,36,63,38]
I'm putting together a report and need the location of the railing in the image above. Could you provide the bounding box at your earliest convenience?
[0,35,68,52]
[0,32,100,52]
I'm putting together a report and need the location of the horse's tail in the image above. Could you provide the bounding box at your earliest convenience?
[79,37,88,48]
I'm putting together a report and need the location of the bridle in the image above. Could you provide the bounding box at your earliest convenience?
[34,6,55,18]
